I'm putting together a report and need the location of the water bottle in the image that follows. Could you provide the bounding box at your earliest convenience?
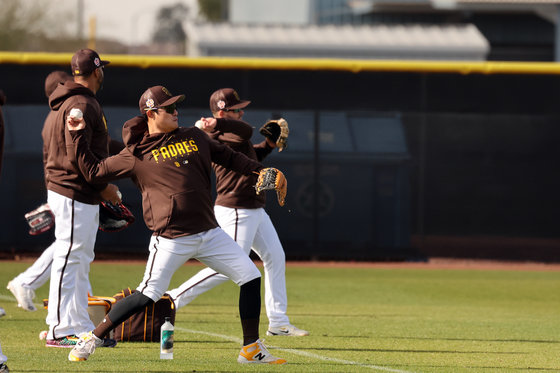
[160,317,174,359]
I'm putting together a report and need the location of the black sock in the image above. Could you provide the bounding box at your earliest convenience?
[239,277,261,345]
[94,291,153,339]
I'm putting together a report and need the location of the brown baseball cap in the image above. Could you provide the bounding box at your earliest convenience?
[45,70,72,98]
[209,88,250,113]
[71,48,110,76]
[139,85,185,113]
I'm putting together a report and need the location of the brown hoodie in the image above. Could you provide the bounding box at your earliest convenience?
[45,80,110,204]
[210,118,273,209]
[67,116,264,238]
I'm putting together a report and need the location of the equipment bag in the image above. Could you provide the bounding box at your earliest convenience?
[43,295,117,339]
[87,296,117,326]
[112,287,176,342]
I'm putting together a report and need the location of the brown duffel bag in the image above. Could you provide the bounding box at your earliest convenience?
[112,287,176,342]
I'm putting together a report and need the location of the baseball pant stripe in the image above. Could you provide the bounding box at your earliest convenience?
[172,272,220,300]
[138,237,159,294]
[52,199,75,339]
[234,208,239,242]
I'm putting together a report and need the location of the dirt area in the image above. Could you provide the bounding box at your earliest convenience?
[2,256,559,271]
[285,258,560,271]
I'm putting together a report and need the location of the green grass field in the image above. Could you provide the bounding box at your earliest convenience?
[0,260,558,372]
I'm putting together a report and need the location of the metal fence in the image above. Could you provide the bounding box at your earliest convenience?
[1,54,560,261]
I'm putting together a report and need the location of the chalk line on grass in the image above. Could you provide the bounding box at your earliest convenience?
[176,326,416,373]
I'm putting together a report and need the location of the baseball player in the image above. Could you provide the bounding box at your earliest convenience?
[65,85,287,364]
[167,88,308,336]
[43,49,122,348]
[7,71,75,313]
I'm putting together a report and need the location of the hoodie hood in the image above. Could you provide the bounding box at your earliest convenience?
[122,116,148,149]
[122,115,173,155]
[49,80,95,111]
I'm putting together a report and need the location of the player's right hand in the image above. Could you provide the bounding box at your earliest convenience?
[195,117,216,132]
[100,184,122,204]
[66,114,85,131]
[66,108,85,131]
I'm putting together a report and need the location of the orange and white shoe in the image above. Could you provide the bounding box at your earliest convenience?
[237,339,287,364]
[68,331,103,361]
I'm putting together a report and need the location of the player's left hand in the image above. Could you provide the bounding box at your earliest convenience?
[255,167,287,206]
[259,118,289,152]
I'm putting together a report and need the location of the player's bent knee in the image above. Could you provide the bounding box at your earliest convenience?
[237,266,261,286]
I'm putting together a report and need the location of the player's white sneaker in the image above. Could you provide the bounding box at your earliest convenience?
[267,324,309,336]
[7,281,36,311]
[68,331,103,361]
[0,307,5,318]
[237,339,286,364]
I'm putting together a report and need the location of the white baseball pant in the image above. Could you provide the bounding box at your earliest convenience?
[137,227,261,302]
[46,190,97,340]
[10,242,93,294]
[168,206,290,328]
[11,243,55,290]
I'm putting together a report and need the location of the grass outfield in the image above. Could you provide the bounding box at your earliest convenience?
[0,260,559,372]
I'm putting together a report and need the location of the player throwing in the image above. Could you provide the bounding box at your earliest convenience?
[65,85,287,364]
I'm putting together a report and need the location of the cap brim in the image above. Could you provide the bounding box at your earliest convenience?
[159,94,185,108]
[100,60,110,66]
[228,100,251,110]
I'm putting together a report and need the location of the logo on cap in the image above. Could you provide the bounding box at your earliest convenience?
[217,100,226,110]
[94,58,101,67]
[145,98,155,110]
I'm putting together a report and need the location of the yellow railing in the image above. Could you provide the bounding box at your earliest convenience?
[2,51,560,75]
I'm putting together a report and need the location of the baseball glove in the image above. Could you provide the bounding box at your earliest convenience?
[255,167,287,206]
[25,203,54,235]
[259,118,289,152]
[99,201,135,233]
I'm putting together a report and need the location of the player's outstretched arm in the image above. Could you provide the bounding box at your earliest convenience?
[209,136,263,176]
[65,113,134,184]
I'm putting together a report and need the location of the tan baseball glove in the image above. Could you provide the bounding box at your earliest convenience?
[259,118,289,152]
[255,167,287,206]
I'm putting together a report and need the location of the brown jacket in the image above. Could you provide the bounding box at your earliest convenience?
[45,81,110,204]
[210,119,273,209]
[67,116,263,238]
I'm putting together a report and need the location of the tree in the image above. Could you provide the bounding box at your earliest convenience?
[198,0,228,22]
[152,3,189,47]
[0,0,74,51]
